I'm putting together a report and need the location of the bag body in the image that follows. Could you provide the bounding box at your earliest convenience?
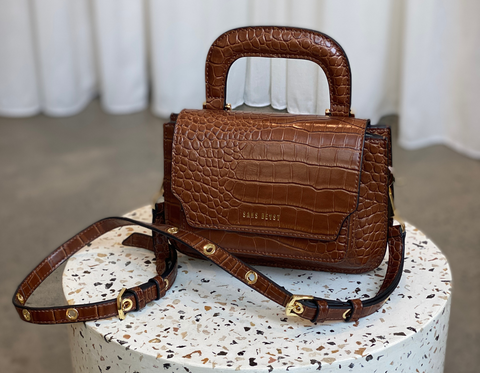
[161,114,392,274]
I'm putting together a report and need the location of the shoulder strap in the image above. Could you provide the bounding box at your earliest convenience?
[13,212,405,324]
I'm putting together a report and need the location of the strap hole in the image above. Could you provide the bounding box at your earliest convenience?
[245,270,258,285]
[167,227,179,234]
[23,309,31,321]
[203,243,216,256]
[16,293,25,304]
[122,299,133,312]
[66,308,79,321]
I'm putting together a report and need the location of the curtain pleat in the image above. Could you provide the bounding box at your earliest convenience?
[0,0,40,116]
[149,0,248,117]
[399,0,480,158]
[0,0,478,157]
[31,0,96,116]
[92,0,147,114]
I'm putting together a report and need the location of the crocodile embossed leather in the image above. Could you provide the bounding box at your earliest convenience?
[13,27,405,325]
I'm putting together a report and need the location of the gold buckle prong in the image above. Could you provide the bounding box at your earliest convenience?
[285,295,314,317]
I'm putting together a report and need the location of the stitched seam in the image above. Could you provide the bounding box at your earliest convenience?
[230,245,346,263]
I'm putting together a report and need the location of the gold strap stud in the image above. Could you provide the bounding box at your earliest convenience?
[325,108,331,116]
[245,270,258,285]
[202,243,216,256]
[66,308,79,321]
[151,181,164,208]
[167,227,179,234]
[16,293,25,304]
[225,103,232,111]
[23,309,31,321]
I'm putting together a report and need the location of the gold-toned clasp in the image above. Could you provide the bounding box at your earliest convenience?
[388,186,406,231]
[117,288,133,320]
[285,295,314,317]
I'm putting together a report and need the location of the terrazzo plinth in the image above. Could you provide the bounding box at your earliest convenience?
[63,206,451,372]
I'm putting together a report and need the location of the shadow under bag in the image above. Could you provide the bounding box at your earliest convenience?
[13,26,405,325]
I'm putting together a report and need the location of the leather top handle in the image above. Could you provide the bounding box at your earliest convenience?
[204,26,352,117]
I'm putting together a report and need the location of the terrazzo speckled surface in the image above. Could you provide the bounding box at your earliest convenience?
[63,206,451,372]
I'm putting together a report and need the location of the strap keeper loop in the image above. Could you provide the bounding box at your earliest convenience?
[344,299,363,322]
[148,277,162,301]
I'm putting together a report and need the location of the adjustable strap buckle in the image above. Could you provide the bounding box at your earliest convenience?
[285,295,314,317]
[117,288,134,320]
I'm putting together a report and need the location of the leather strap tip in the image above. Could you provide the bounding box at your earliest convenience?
[148,277,163,301]
[121,234,136,247]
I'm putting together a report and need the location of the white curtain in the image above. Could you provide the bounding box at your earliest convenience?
[0,0,479,158]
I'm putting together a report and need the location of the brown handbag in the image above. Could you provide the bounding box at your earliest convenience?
[13,27,405,325]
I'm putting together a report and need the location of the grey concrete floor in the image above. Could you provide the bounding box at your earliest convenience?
[1,100,479,372]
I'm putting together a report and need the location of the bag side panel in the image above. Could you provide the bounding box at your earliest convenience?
[343,132,390,273]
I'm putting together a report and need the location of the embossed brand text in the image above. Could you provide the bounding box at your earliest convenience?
[242,211,280,222]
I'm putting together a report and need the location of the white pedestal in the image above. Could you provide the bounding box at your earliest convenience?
[63,206,451,373]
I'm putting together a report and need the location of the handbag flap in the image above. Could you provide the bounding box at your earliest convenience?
[171,109,368,240]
